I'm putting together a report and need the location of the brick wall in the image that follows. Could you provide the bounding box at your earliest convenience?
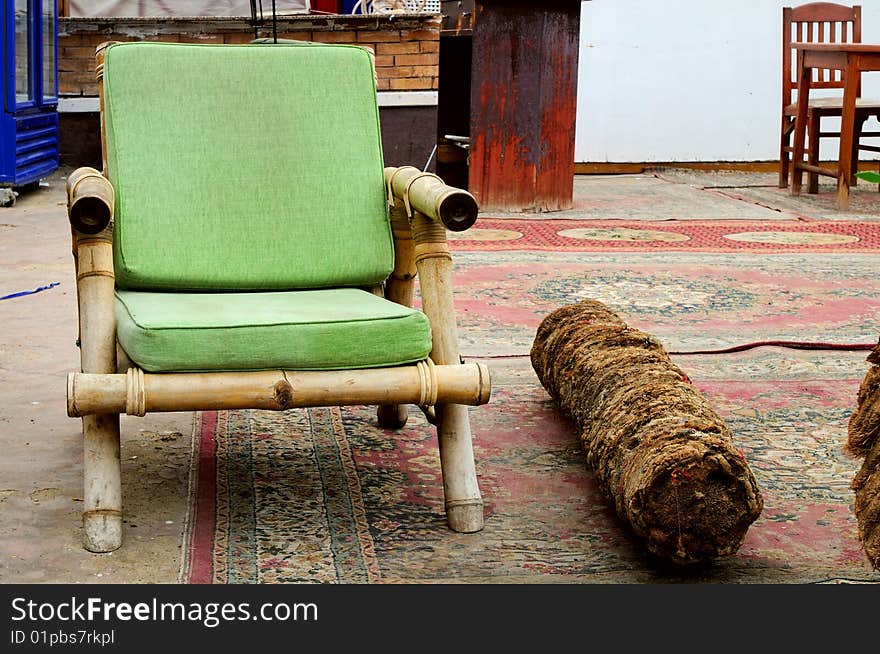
[58,15,440,97]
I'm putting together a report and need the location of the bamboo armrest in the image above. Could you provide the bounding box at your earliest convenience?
[67,167,114,235]
[386,166,478,232]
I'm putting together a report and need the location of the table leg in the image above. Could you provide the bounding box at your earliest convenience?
[808,113,820,194]
[791,55,811,196]
[837,57,859,210]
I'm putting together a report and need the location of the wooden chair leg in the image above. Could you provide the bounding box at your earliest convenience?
[808,114,820,194]
[435,403,484,532]
[82,413,122,552]
[779,117,792,189]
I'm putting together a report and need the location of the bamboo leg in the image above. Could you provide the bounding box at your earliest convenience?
[377,404,411,429]
[411,212,484,533]
[378,192,418,430]
[434,404,483,532]
[75,230,122,552]
[82,413,122,552]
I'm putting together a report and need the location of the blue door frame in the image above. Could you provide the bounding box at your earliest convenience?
[1,0,59,186]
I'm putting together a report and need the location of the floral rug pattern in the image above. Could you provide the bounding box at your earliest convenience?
[186,350,880,584]
[449,219,880,252]
[447,251,880,355]
[183,231,880,584]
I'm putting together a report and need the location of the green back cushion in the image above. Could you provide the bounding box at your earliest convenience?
[103,42,393,291]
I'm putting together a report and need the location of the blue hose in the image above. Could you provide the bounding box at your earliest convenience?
[1,282,60,301]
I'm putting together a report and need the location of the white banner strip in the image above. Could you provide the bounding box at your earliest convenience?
[59,91,438,113]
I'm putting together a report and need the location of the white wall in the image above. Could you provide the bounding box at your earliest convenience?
[575,0,880,162]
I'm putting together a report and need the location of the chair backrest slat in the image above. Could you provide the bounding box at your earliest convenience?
[782,3,862,108]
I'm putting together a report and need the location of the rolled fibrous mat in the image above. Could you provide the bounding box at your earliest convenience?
[846,342,880,570]
[531,300,763,565]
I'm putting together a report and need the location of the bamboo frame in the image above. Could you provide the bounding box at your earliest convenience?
[68,363,490,417]
[385,166,485,532]
[96,43,113,174]
[65,46,125,554]
[67,167,114,234]
[68,165,121,553]
[377,178,419,429]
[67,45,490,553]
[387,165,479,232]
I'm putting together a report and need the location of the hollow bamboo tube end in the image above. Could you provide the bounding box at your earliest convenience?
[67,167,114,235]
[436,191,478,232]
[475,362,492,405]
[386,166,479,232]
[67,373,76,418]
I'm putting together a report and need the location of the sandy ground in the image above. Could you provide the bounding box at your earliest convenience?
[0,172,192,584]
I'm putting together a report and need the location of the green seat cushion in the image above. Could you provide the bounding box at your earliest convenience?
[115,288,432,372]
[103,41,393,291]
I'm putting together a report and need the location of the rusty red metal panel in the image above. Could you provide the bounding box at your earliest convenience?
[469,0,580,212]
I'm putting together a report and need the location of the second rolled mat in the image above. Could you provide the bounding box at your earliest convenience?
[847,341,880,570]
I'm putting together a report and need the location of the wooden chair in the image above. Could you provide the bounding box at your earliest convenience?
[778,3,880,191]
[66,41,490,552]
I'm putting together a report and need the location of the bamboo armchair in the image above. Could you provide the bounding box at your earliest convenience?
[67,42,490,553]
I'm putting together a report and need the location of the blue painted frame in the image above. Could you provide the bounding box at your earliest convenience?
[42,0,58,104]
[5,0,35,112]
[1,0,59,186]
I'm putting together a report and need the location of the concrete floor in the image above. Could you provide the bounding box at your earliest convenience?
[0,173,193,584]
[1,166,878,584]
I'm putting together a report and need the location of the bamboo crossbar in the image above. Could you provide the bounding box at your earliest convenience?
[385,166,478,232]
[67,362,492,417]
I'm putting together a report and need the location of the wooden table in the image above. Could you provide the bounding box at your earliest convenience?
[791,42,880,209]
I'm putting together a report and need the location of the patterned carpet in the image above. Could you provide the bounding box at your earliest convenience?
[449,219,880,252]
[450,250,880,355]
[183,221,880,584]
[185,352,878,584]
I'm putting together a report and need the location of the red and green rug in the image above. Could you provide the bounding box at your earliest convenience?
[184,352,877,584]
[449,219,880,253]
[182,220,880,584]
[447,249,880,355]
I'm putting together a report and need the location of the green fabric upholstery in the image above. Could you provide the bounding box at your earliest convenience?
[103,42,393,291]
[115,289,432,372]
